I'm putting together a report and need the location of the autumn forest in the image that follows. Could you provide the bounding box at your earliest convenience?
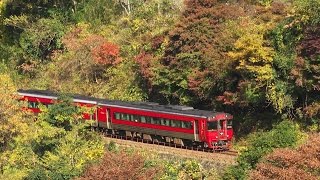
[0,0,319,179]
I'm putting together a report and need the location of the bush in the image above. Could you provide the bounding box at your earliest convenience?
[223,120,303,179]
[107,140,118,152]
[250,134,320,179]
[77,151,161,180]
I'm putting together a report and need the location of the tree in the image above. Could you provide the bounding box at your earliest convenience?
[38,95,83,131]
[152,0,245,105]
[0,71,38,178]
[39,124,104,179]
[74,0,121,25]
[92,41,121,65]
[250,134,320,179]
[0,71,30,153]
[0,93,104,179]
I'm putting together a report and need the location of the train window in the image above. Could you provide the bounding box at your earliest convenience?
[28,102,39,108]
[207,121,217,131]
[182,121,192,129]
[140,116,146,123]
[171,120,176,127]
[171,120,181,128]
[161,119,170,126]
[113,112,193,129]
[219,120,224,129]
[121,113,129,120]
[129,114,134,121]
[146,117,152,124]
[120,113,125,120]
[115,113,120,119]
[132,115,140,122]
[152,117,161,125]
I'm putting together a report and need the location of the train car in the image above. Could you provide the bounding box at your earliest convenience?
[18,89,233,150]
[18,89,100,121]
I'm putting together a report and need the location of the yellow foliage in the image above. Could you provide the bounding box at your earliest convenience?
[0,73,29,147]
[230,21,275,86]
[0,73,35,179]
[229,18,295,113]
[0,0,5,15]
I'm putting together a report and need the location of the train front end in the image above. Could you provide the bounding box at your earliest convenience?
[205,113,233,150]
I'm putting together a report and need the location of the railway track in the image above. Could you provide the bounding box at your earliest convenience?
[103,134,238,163]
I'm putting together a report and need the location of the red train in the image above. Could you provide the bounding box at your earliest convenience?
[18,89,233,150]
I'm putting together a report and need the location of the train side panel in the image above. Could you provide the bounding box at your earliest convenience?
[97,106,206,142]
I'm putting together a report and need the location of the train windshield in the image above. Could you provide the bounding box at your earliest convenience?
[207,120,224,131]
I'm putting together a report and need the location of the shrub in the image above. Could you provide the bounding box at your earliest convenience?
[223,120,303,179]
[250,134,320,179]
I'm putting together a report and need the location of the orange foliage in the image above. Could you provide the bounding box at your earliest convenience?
[250,134,320,180]
[62,26,121,66]
[77,152,161,180]
[92,42,121,66]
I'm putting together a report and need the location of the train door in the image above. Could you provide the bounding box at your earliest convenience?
[194,120,199,141]
[97,106,107,128]
[217,119,227,140]
[106,108,111,129]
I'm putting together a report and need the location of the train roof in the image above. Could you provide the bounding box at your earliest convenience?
[18,89,229,118]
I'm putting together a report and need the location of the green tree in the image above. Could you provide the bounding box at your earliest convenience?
[0,93,104,179]
[38,95,83,130]
[18,18,65,61]
[38,124,104,179]
[73,0,121,26]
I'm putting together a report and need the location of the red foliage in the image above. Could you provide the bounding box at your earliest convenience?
[77,152,161,180]
[60,27,122,83]
[188,70,206,91]
[291,25,320,91]
[63,27,121,66]
[159,0,246,102]
[216,91,237,105]
[92,42,121,66]
[290,57,305,87]
[135,51,154,79]
[297,26,320,59]
[250,134,320,180]
[151,35,165,50]
[164,0,245,65]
